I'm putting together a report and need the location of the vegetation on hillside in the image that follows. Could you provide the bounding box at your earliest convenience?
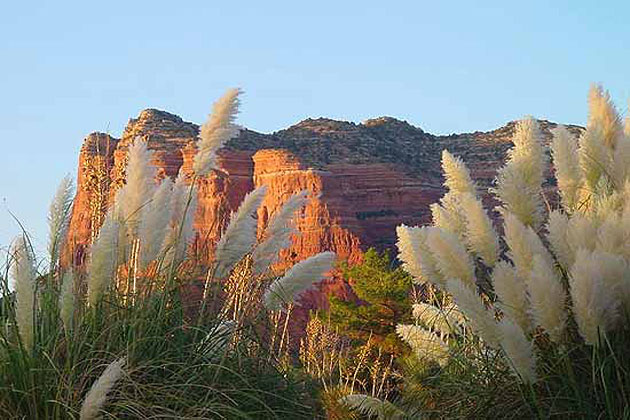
[339,84,630,419]
[2,84,629,419]
[0,89,332,418]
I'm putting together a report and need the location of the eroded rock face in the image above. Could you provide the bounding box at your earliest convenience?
[62,133,118,267]
[63,109,583,316]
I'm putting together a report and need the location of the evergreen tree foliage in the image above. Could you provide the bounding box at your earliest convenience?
[329,248,413,354]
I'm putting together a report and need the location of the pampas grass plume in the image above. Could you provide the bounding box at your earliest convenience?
[446,278,501,347]
[138,178,173,269]
[161,171,198,265]
[503,211,553,277]
[412,302,464,335]
[396,225,443,286]
[214,185,267,278]
[579,125,610,194]
[118,139,157,233]
[48,174,74,267]
[546,210,572,269]
[396,324,450,366]
[569,248,621,345]
[11,234,36,352]
[566,213,597,258]
[551,126,582,211]
[193,88,242,176]
[263,251,335,311]
[430,193,467,240]
[612,134,630,187]
[492,261,530,333]
[252,190,308,275]
[426,227,476,288]
[87,211,120,307]
[527,255,567,342]
[498,318,537,384]
[79,357,126,420]
[596,213,628,257]
[460,192,499,267]
[494,117,546,227]
[588,84,622,151]
[441,150,476,195]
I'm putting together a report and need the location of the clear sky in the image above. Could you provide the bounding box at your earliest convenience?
[1,0,629,255]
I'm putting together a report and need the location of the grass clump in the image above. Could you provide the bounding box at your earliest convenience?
[0,89,328,419]
[338,84,630,419]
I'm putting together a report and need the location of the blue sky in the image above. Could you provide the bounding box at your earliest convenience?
[0,0,628,255]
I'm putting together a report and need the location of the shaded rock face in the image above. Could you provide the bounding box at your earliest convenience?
[64,109,583,313]
[62,133,118,267]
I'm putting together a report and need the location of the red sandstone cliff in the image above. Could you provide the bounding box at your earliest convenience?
[63,109,583,313]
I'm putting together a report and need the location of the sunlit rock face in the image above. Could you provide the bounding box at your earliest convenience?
[64,108,583,321]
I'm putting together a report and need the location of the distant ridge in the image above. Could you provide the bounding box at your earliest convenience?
[62,109,583,329]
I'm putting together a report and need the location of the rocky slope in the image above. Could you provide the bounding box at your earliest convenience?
[63,109,583,316]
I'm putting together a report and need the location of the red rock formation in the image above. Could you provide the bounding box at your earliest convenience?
[62,133,118,267]
[64,109,583,322]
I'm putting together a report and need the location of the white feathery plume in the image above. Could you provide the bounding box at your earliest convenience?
[595,252,630,310]
[527,255,567,342]
[59,270,75,333]
[161,172,197,265]
[87,211,120,307]
[441,150,476,195]
[11,235,36,352]
[569,248,622,345]
[169,171,191,225]
[551,126,582,211]
[446,278,501,347]
[588,84,622,151]
[339,394,406,420]
[193,88,242,176]
[426,227,476,288]
[117,139,157,234]
[494,164,543,228]
[252,190,308,276]
[79,357,126,420]
[460,192,499,267]
[492,261,530,333]
[596,212,628,258]
[502,211,553,277]
[578,125,610,196]
[546,211,572,269]
[430,193,467,240]
[138,178,173,269]
[508,117,546,188]
[214,186,267,279]
[412,302,463,335]
[625,101,630,137]
[395,225,444,286]
[494,117,546,228]
[612,134,630,188]
[263,251,336,311]
[498,318,537,384]
[396,324,450,366]
[592,189,624,222]
[566,213,597,263]
[48,174,75,268]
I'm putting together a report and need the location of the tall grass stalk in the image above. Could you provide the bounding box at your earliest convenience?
[0,90,326,418]
[389,84,630,418]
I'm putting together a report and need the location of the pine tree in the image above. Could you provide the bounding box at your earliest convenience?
[328,248,413,354]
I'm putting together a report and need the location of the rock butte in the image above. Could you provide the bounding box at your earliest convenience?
[63,109,583,330]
